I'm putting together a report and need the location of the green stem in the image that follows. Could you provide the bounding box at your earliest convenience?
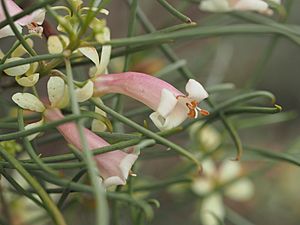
[134,4,195,79]
[17,109,58,176]
[0,147,67,225]
[90,98,201,168]
[104,24,300,47]
[0,0,57,29]
[156,0,192,23]
[1,0,37,58]
[0,112,98,141]
[207,99,243,160]
[65,58,109,225]
[0,53,63,73]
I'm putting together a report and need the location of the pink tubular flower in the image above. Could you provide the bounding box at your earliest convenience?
[0,0,45,38]
[93,72,209,130]
[44,108,138,187]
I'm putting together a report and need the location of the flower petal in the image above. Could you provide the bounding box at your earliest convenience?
[48,35,64,54]
[149,112,166,131]
[202,159,217,177]
[15,73,39,87]
[234,0,269,12]
[24,119,44,141]
[91,106,108,132]
[76,80,94,102]
[12,39,34,57]
[30,9,45,25]
[0,25,18,38]
[199,0,230,12]
[95,27,111,75]
[26,62,38,75]
[185,79,208,102]
[12,93,45,112]
[156,89,177,118]
[200,194,225,225]
[219,160,241,183]
[44,108,138,187]
[224,178,255,201]
[103,152,139,187]
[192,178,213,196]
[47,76,69,108]
[78,47,99,66]
[48,76,65,105]
[4,57,30,76]
[163,103,188,130]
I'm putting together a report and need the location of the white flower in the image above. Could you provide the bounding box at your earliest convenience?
[47,35,70,54]
[79,27,111,77]
[189,122,222,152]
[150,79,209,130]
[12,93,45,140]
[192,159,254,225]
[4,57,30,76]
[11,76,95,140]
[3,39,40,87]
[0,0,45,38]
[199,0,279,15]
[47,76,69,108]
[48,76,94,104]
[91,99,108,132]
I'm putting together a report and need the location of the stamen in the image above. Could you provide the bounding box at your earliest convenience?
[199,108,209,116]
[129,171,137,177]
[186,102,196,118]
[194,108,199,118]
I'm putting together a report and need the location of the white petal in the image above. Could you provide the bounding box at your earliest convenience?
[30,9,45,25]
[95,27,111,75]
[163,103,188,130]
[156,89,178,118]
[24,119,44,141]
[225,178,255,201]
[185,79,208,102]
[199,125,221,152]
[99,9,109,15]
[47,76,66,107]
[91,106,108,132]
[91,120,107,132]
[149,112,165,130]
[219,160,241,183]
[233,0,269,12]
[119,153,139,179]
[192,178,213,196]
[200,0,231,12]
[48,35,64,54]
[202,159,217,177]
[200,194,225,225]
[0,23,22,39]
[76,80,94,102]
[4,57,30,76]
[12,39,34,57]
[15,73,39,87]
[60,35,70,46]
[12,93,45,112]
[26,62,38,75]
[78,47,100,66]
[104,176,125,187]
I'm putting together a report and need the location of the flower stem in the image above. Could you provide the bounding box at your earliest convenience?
[0,147,67,225]
[65,58,109,225]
